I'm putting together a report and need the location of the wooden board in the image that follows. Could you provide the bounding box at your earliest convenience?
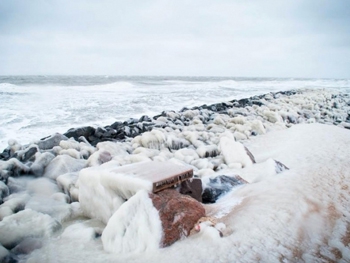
[110,161,193,193]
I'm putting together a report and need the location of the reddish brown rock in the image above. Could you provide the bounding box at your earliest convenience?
[150,189,205,247]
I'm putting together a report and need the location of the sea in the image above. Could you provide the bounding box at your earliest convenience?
[1,75,350,151]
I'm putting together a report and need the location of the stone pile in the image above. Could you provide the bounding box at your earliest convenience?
[0,89,349,260]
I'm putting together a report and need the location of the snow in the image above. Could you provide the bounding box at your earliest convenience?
[25,123,350,262]
[2,88,350,262]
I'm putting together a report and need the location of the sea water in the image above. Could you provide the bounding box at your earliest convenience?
[0,76,349,150]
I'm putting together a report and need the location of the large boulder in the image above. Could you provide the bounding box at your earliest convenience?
[150,189,205,247]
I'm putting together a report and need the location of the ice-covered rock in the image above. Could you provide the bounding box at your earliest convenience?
[0,209,60,249]
[56,172,79,201]
[25,195,72,223]
[0,192,30,220]
[196,145,219,158]
[27,177,60,197]
[219,136,254,168]
[61,220,104,243]
[78,165,126,224]
[30,152,55,177]
[102,190,162,254]
[36,133,68,150]
[0,244,9,262]
[43,154,87,180]
[11,237,43,255]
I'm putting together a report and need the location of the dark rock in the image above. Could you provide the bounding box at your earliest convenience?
[251,100,264,107]
[287,115,298,124]
[20,146,38,163]
[244,146,256,164]
[139,115,152,122]
[237,98,252,107]
[150,189,205,247]
[123,118,139,125]
[0,148,11,161]
[37,133,68,150]
[94,127,107,139]
[179,178,203,202]
[202,175,247,204]
[275,160,289,173]
[0,181,9,204]
[109,121,124,130]
[64,126,95,142]
[153,111,167,119]
[1,254,18,263]
[251,131,258,136]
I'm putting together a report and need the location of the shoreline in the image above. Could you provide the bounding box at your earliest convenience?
[1,88,350,262]
[1,88,348,157]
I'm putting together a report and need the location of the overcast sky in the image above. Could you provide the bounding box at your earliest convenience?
[0,0,349,78]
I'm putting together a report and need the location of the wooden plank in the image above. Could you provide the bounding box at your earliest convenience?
[110,161,193,193]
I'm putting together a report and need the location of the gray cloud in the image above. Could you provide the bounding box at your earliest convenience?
[0,0,349,78]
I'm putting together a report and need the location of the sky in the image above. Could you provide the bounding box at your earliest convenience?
[0,0,349,78]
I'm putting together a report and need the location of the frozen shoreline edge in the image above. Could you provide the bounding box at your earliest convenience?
[1,87,350,262]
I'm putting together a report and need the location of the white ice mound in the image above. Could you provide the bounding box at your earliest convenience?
[219,136,253,168]
[0,209,60,248]
[101,190,162,254]
[78,162,153,224]
[44,155,87,180]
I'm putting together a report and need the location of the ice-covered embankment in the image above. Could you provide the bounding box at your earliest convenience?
[0,89,350,262]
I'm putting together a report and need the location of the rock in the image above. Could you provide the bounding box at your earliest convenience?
[219,136,254,168]
[37,133,68,150]
[139,115,152,122]
[202,175,247,204]
[179,178,203,202]
[101,190,162,254]
[64,126,95,142]
[0,181,9,204]
[30,152,55,177]
[11,237,42,255]
[150,189,205,247]
[0,209,61,249]
[19,146,38,162]
[244,146,256,164]
[274,160,289,173]
[43,155,87,180]
[0,148,11,161]
[0,245,9,262]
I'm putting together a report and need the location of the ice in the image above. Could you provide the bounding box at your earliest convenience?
[20,121,350,262]
[0,244,9,261]
[219,136,253,168]
[78,165,128,224]
[0,209,60,248]
[101,190,162,254]
[43,155,87,180]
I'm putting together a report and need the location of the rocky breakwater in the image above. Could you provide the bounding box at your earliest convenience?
[0,88,350,260]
